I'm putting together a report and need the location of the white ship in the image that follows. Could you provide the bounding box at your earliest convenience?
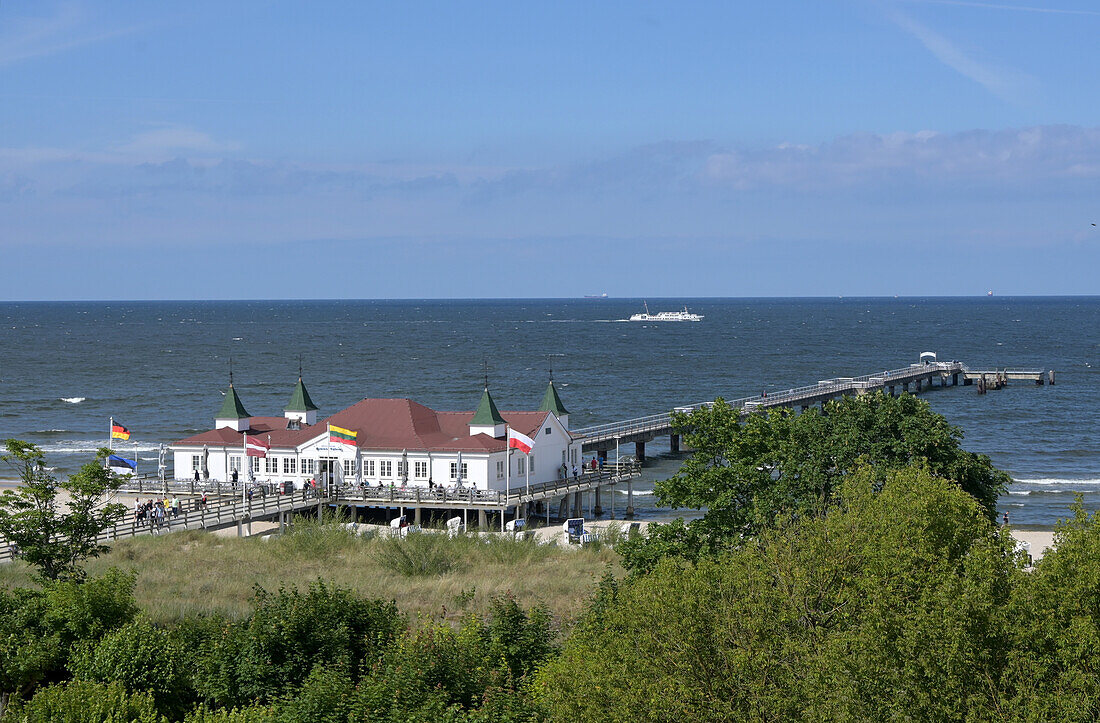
[629,302,703,322]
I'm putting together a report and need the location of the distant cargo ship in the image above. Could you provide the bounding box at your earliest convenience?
[583,293,608,299]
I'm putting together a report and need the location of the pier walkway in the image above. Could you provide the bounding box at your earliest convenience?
[573,360,1051,460]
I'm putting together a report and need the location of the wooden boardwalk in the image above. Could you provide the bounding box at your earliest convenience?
[0,463,644,564]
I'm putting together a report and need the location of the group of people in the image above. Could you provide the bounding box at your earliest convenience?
[134,496,181,531]
[562,457,602,481]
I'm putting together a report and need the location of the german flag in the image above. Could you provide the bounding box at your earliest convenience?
[329,424,357,446]
[111,422,131,440]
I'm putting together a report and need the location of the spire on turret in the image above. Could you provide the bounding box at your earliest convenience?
[469,384,506,427]
[284,358,319,426]
[538,358,570,428]
[215,363,251,431]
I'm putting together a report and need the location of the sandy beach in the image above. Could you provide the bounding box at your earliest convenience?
[1010,529,1056,563]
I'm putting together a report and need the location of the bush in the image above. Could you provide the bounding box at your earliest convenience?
[194,581,403,707]
[4,680,164,722]
[69,618,194,719]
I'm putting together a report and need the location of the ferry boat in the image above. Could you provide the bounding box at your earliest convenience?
[629,302,703,322]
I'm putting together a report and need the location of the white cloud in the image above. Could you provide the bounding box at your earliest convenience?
[886,8,1033,102]
[899,0,1100,17]
[115,127,241,156]
[0,1,139,67]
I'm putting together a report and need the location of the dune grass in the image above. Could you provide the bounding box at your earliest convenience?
[0,520,622,626]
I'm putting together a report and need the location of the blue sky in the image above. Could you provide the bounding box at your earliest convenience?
[1,0,1098,299]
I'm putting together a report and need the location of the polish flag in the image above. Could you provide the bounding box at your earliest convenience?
[507,428,534,455]
[245,435,271,458]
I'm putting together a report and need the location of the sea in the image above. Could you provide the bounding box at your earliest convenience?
[1,297,1097,529]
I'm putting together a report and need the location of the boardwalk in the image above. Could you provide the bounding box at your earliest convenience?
[0,463,643,564]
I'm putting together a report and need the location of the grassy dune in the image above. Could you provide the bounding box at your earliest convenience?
[0,521,622,625]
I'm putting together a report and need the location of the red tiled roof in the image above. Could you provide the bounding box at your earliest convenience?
[174,399,553,453]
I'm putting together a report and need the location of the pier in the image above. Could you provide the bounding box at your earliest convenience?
[0,357,1053,562]
[573,359,1052,462]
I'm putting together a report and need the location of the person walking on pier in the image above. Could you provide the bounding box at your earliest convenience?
[572,464,579,480]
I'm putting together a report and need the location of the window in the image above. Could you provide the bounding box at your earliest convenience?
[191,455,201,471]
[561,450,566,464]
[380,460,392,477]
[265,457,278,474]
[415,461,427,478]
[284,457,297,475]
[571,448,578,465]
[517,457,525,475]
[251,457,261,473]
[496,460,504,479]
[343,459,355,477]
[229,456,242,472]
[449,462,468,480]
[363,459,375,477]
[545,427,552,435]
[529,454,534,473]
[302,458,316,475]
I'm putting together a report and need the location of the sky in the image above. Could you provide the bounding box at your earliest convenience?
[1,0,1098,300]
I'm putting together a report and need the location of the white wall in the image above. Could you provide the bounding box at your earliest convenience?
[170,411,577,491]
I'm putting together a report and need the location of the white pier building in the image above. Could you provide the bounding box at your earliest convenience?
[170,374,579,492]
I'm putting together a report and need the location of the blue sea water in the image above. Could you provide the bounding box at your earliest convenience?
[1,297,1097,528]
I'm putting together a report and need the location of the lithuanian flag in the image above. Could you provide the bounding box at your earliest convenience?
[329,424,357,446]
[111,422,131,440]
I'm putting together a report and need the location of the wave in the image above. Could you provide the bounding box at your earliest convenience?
[1012,477,1100,486]
[1007,490,1031,496]
[60,397,85,404]
[38,440,163,454]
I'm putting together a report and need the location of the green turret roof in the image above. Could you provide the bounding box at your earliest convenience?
[285,376,319,412]
[469,387,506,427]
[216,384,250,420]
[538,380,570,416]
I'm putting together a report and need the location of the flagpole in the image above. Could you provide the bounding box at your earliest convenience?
[109,416,113,451]
[504,425,510,533]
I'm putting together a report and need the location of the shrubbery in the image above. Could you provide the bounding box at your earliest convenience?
[0,572,552,722]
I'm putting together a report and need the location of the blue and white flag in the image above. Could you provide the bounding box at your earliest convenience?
[107,454,137,474]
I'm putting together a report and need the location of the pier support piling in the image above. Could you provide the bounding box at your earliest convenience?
[558,497,569,520]
[593,486,603,516]
[670,434,680,453]
[635,441,646,465]
[625,479,635,519]
[573,491,583,518]
[478,509,487,530]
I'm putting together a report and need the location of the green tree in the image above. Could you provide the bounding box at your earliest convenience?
[536,465,1022,722]
[619,392,1010,572]
[1000,501,1100,721]
[0,440,127,582]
